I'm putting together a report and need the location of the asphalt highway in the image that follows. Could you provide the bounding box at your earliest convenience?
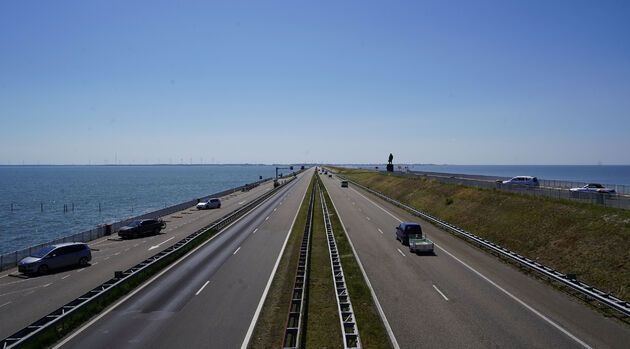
[55,168,314,348]
[319,172,630,349]
[0,178,278,339]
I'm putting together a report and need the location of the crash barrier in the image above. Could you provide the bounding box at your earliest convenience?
[282,180,315,349]
[338,174,630,318]
[0,176,297,349]
[379,170,630,209]
[319,181,361,349]
[0,178,273,271]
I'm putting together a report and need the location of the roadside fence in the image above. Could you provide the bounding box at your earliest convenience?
[0,178,271,271]
[383,170,630,210]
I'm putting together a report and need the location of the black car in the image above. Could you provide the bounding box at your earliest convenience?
[118,219,166,239]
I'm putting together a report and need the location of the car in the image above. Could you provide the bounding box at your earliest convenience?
[18,242,91,275]
[341,180,348,188]
[501,176,539,186]
[118,219,166,239]
[196,198,221,210]
[569,183,616,195]
[395,222,423,245]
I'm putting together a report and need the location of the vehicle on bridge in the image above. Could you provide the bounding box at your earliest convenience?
[118,219,166,239]
[18,242,92,275]
[396,222,434,254]
[341,180,348,187]
[500,176,539,186]
[197,198,221,209]
[570,183,616,195]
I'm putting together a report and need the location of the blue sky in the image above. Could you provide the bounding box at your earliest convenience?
[1,0,629,165]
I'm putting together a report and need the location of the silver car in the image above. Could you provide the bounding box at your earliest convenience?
[196,198,221,209]
[18,242,92,275]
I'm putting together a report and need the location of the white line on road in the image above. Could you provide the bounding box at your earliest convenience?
[397,248,406,257]
[253,228,258,234]
[378,228,384,234]
[113,252,121,256]
[238,201,246,205]
[195,281,210,296]
[233,247,241,255]
[324,183,400,349]
[242,176,308,349]
[433,284,449,301]
[265,216,269,221]
[0,301,11,309]
[352,185,591,349]
[103,256,110,260]
[61,275,71,280]
[149,236,175,250]
[274,208,277,212]
[366,216,371,221]
[43,283,51,287]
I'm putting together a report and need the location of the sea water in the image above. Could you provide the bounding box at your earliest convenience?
[0,165,277,254]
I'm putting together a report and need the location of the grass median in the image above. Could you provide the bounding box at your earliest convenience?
[334,167,630,313]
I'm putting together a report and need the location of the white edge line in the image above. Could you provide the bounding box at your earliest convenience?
[432,284,449,301]
[241,172,309,349]
[233,247,241,255]
[195,281,210,296]
[54,182,288,349]
[324,181,401,349]
[397,248,406,257]
[378,228,384,234]
[253,228,258,234]
[352,183,591,349]
[436,244,592,349]
[350,187,402,223]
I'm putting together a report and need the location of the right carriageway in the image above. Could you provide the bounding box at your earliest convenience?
[318,173,630,349]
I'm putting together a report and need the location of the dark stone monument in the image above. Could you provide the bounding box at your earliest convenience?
[386,153,394,172]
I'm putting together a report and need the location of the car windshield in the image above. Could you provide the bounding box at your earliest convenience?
[406,225,422,233]
[588,184,603,188]
[31,246,56,258]
[127,220,142,227]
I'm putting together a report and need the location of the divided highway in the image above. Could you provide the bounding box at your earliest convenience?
[54,168,314,348]
[0,177,279,339]
[319,172,630,349]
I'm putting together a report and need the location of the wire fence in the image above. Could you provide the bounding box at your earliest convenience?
[382,171,630,210]
[0,178,271,271]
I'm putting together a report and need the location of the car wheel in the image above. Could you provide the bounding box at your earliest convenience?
[38,265,49,275]
[79,257,88,267]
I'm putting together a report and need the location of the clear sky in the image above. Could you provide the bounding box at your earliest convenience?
[1,0,629,165]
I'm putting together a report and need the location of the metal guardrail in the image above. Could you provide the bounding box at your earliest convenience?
[319,181,361,349]
[377,170,630,209]
[0,178,273,270]
[337,174,630,318]
[282,180,315,349]
[0,177,297,349]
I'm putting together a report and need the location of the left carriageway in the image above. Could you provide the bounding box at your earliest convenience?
[0,177,280,340]
[53,168,314,348]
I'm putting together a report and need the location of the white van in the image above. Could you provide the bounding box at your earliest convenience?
[502,176,539,186]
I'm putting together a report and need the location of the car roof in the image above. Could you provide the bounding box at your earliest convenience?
[50,242,87,248]
[400,222,420,228]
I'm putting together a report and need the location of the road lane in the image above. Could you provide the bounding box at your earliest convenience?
[57,169,314,348]
[0,179,278,339]
[320,172,630,349]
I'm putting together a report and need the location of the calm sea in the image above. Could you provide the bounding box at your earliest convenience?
[0,165,277,255]
[350,164,630,186]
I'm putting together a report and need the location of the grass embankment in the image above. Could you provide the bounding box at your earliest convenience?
[249,174,316,348]
[319,178,392,348]
[334,167,630,304]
